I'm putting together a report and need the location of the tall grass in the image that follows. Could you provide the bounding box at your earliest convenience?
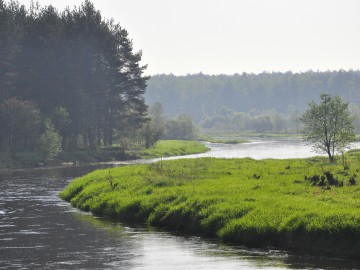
[60,152,360,259]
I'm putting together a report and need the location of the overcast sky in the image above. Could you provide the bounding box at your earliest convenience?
[14,0,360,75]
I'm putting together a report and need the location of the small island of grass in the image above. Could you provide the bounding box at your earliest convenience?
[60,151,360,260]
[139,140,210,159]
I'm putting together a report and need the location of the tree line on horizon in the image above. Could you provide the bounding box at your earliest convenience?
[146,71,360,133]
[0,0,149,155]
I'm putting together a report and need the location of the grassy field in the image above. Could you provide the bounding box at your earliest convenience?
[60,151,360,259]
[139,140,209,158]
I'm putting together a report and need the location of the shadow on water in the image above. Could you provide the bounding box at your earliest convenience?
[1,139,360,269]
[69,210,360,270]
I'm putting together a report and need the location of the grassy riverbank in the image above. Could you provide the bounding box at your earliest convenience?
[140,140,209,158]
[60,152,360,260]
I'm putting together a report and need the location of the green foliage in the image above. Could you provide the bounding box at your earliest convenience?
[142,103,165,148]
[61,153,360,259]
[140,140,209,158]
[164,114,196,140]
[146,72,360,134]
[0,0,148,151]
[50,106,71,149]
[0,97,41,151]
[301,94,355,162]
[142,103,197,149]
[37,119,62,162]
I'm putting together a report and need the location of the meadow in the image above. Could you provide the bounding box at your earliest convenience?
[60,151,360,259]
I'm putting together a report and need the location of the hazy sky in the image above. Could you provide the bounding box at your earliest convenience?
[14,0,360,75]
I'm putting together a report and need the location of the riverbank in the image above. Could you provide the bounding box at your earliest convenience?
[139,140,209,158]
[60,150,360,260]
[0,140,209,170]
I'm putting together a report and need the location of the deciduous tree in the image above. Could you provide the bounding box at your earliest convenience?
[37,119,62,162]
[300,94,355,162]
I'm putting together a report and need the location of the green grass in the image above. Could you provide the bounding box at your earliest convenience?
[60,151,360,259]
[139,140,209,158]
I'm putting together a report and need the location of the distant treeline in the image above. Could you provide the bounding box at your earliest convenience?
[0,0,148,153]
[146,71,360,132]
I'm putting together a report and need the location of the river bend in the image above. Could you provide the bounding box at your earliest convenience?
[1,138,359,269]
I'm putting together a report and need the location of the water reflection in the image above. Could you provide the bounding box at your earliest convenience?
[1,139,360,269]
[70,211,290,270]
[66,211,360,270]
[0,166,137,270]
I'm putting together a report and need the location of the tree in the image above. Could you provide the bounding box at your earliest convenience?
[0,97,41,151]
[164,114,196,140]
[141,103,165,149]
[37,119,62,162]
[50,106,71,149]
[300,94,355,162]
[0,1,149,151]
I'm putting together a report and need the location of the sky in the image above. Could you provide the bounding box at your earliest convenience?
[14,0,360,75]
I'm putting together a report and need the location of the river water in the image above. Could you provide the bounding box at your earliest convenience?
[1,138,360,269]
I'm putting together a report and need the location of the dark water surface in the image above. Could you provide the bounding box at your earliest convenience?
[1,139,360,269]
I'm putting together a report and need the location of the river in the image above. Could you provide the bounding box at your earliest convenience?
[1,138,360,269]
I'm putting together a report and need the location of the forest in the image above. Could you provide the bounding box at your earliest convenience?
[146,71,360,133]
[0,0,148,156]
[1,0,360,165]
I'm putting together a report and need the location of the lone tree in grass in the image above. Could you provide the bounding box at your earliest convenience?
[300,94,355,162]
